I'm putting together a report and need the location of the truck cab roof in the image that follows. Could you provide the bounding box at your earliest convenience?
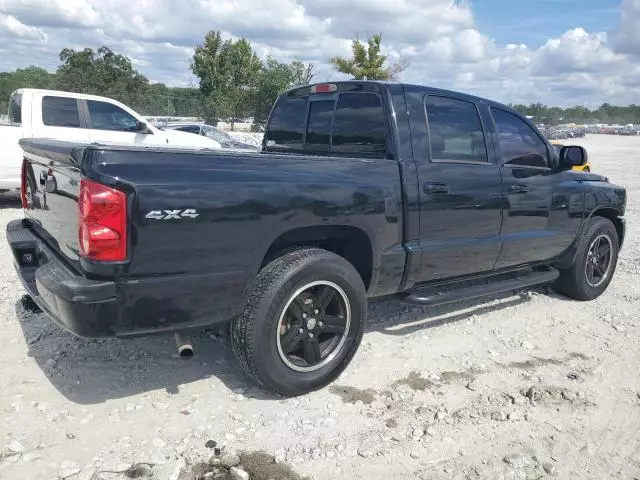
[284,80,516,112]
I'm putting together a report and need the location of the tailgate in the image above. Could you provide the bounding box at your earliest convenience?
[20,138,85,268]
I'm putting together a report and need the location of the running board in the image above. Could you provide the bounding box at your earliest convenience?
[402,268,559,306]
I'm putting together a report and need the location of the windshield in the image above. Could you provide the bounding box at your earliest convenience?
[202,125,233,144]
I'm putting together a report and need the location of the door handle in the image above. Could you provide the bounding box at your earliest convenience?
[424,182,450,194]
[509,184,529,194]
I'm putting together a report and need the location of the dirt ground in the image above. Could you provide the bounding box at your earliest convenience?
[1,135,639,480]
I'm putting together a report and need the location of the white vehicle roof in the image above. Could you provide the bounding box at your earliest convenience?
[13,88,130,104]
[12,89,144,120]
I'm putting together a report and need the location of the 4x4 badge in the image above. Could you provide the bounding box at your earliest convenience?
[145,209,199,220]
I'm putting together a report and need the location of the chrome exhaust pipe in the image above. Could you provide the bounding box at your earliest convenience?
[175,332,193,358]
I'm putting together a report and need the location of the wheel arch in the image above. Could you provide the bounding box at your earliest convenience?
[553,207,624,270]
[589,207,625,248]
[261,225,374,290]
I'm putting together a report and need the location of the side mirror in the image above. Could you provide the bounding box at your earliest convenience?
[136,121,152,134]
[559,145,587,169]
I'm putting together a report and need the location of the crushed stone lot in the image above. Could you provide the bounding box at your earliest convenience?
[1,135,640,480]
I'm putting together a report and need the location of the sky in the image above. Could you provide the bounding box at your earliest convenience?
[1,0,639,107]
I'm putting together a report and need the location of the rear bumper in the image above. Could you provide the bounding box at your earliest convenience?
[7,219,118,337]
[7,219,249,338]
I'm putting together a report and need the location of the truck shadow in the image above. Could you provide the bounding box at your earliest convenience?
[14,289,546,405]
[14,300,282,405]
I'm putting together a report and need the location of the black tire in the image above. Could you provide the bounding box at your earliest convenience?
[231,248,367,396]
[555,217,619,300]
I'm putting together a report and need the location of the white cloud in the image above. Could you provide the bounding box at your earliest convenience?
[613,0,640,56]
[3,0,102,29]
[0,12,47,41]
[535,28,625,73]
[1,0,640,106]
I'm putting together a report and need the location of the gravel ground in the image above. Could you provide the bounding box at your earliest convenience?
[1,135,639,480]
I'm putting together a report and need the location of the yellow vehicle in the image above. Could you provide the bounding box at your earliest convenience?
[551,142,591,172]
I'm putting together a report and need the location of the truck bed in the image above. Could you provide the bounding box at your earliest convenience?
[15,138,407,337]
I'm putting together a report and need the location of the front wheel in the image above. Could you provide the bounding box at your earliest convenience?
[232,248,367,396]
[555,217,619,300]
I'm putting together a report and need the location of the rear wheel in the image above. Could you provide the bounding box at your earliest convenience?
[556,217,619,300]
[232,248,366,396]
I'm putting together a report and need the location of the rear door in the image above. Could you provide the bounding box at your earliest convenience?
[413,94,503,282]
[489,107,557,268]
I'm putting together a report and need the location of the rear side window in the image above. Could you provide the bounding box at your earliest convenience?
[8,94,22,124]
[332,93,386,156]
[265,97,307,149]
[87,100,138,131]
[425,96,488,162]
[42,96,81,128]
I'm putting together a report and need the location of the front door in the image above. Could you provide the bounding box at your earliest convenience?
[414,95,503,282]
[489,107,562,268]
[83,99,158,146]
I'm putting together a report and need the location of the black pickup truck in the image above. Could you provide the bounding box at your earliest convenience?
[8,81,626,396]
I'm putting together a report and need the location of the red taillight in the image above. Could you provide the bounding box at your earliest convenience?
[78,179,127,261]
[20,159,28,209]
[310,83,337,94]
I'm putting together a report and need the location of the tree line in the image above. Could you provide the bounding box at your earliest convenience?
[510,102,640,126]
[0,32,407,129]
[1,32,639,128]
[0,50,206,119]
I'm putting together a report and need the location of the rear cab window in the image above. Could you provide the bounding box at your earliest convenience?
[42,96,82,128]
[9,93,22,124]
[264,84,388,158]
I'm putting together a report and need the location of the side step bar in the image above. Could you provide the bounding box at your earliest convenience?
[402,268,559,306]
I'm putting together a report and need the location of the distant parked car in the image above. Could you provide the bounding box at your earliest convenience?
[0,89,221,190]
[163,122,257,152]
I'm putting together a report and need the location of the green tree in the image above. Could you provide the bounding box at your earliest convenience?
[0,66,57,113]
[191,31,228,103]
[217,38,262,129]
[253,57,294,125]
[252,58,314,126]
[330,33,406,81]
[56,47,148,109]
[192,32,262,130]
[290,60,315,86]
